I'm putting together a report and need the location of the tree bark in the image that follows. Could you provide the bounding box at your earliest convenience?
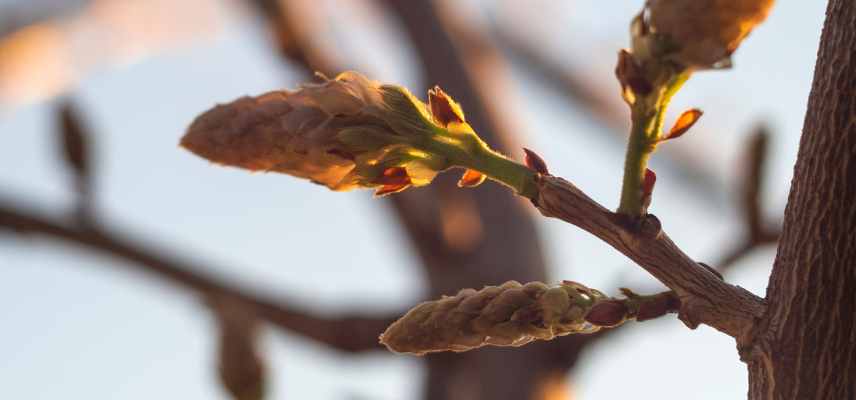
[747,0,856,398]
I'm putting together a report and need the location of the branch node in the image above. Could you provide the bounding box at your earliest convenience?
[639,214,663,239]
[677,299,702,330]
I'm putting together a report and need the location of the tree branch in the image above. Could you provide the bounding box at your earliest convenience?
[532,174,765,340]
[490,24,726,204]
[0,199,394,353]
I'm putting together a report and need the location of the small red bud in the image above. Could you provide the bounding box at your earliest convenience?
[374,167,412,196]
[428,86,465,127]
[665,109,703,140]
[457,169,487,188]
[523,148,549,174]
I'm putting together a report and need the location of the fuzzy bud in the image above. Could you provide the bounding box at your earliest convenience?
[182,71,473,196]
[380,280,607,355]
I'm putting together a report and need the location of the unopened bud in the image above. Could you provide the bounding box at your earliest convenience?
[182,71,473,196]
[381,280,608,355]
[643,0,775,69]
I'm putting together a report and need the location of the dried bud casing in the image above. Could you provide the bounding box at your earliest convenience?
[644,0,775,69]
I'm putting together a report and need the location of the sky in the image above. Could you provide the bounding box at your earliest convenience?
[0,1,827,399]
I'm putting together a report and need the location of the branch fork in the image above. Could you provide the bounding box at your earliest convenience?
[533,173,764,340]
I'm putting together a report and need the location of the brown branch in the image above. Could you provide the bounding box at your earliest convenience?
[0,199,395,353]
[533,175,765,340]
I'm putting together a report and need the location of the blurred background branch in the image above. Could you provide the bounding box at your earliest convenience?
[716,124,781,274]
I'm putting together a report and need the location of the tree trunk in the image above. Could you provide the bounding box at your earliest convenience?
[748,0,856,398]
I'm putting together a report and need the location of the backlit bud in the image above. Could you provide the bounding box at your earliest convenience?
[644,0,775,69]
[182,71,475,195]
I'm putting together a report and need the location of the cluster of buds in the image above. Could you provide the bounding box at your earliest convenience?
[181,71,533,197]
[380,280,679,355]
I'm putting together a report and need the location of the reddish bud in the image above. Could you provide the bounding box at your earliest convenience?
[376,167,410,185]
[457,169,487,188]
[374,167,412,196]
[642,168,657,197]
[639,168,657,214]
[615,49,652,102]
[523,148,549,174]
[428,86,465,127]
[665,109,703,140]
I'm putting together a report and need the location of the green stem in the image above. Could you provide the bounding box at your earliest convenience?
[470,147,537,198]
[616,71,690,218]
[617,116,656,217]
[422,134,537,198]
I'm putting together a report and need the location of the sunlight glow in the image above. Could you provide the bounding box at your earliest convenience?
[0,0,241,108]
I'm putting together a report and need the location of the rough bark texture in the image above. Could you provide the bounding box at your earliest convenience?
[747,1,856,398]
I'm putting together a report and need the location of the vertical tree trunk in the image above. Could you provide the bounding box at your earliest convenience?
[748,0,856,398]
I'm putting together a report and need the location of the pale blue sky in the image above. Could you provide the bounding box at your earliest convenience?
[0,1,826,399]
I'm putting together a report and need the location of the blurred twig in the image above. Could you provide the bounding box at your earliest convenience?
[57,100,95,225]
[715,125,781,274]
[0,199,396,352]
[246,0,337,77]
[211,296,266,400]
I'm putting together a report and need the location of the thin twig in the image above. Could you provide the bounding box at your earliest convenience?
[716,125,781,274]
[0,199,395,353]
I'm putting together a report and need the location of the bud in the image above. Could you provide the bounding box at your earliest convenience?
[380,280,608,355]
[182,71,471,196]
[664,108,704,141]
[428,86,465,127]
[642,0,775,69]
[640,168,657,215]
[523,148,549,175]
